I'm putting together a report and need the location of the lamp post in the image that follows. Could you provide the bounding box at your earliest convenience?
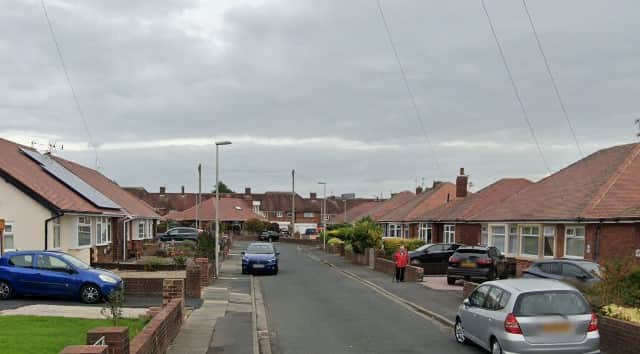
[215,140,232,278]
[343,199,347,223]
[318,182,327,250]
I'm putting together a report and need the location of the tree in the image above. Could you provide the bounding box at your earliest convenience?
[213,180,234,193]
[350,217,383,254]
[245,218,268,234]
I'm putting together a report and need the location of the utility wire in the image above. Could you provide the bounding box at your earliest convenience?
[521,0,584,158]
[40,0,100,168]
[375,0,444,179]
[480,0,552,175]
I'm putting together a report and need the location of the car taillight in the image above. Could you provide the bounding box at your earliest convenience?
[504,313,522,334]
[588,312,598,332]
[449,256,460,263]
[477,258,493,265]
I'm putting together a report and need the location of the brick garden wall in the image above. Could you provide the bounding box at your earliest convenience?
[462,281,479,299]
[122,278,164,297]
[374,258,424,282]
[129,298,184,354]
[93,263,187,272]
[598,315,640,354]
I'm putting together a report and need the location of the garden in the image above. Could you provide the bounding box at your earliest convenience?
[584,259,640,324]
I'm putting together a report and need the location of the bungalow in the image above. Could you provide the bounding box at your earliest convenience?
[468,143,640,271]
[377,182,457,239]
[344,191,415,225]
[164,197,265,233]
[0,138,152,264]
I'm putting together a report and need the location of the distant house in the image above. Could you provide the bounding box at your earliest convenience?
[0,138,159,264]
[164,197,265,233]
[344,191,416,225]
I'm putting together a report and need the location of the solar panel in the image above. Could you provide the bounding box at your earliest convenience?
[20,148,122,210]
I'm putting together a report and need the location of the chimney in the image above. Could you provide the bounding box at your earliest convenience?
[160,186,166,194]
[181,185,185,194]
[456,167,468,198]
[416,186,423,194]
[310,192,317,200]
[245,187,251,195]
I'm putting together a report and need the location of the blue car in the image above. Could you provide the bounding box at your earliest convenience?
[242,242,279,275]
[0,250,123,304]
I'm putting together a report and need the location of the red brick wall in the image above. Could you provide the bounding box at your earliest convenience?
[122,278,163,297]
[86,327,129,354]
[94,244,116,264]
[455,224,481,246]
[598,315,640,354]
[597,223,640,264]
[374,257,424,281]
[129,299,184,354]
[185,265,201,298]
[462,281,479,299]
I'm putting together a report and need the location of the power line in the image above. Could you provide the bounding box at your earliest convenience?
[40,0,100,168]
[375,0,444,179]
[521,0,584,158]
[480,0,552,175]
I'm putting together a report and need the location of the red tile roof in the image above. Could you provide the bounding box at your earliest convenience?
[417,178,533,221]
[53,156,159,219]
[378,182,457,222]
[0,138,117,214]
[165,197,266,222]
[345,191,416,223]
[472,143,640,221]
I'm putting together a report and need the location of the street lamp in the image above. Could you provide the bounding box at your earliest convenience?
[215,140,232,278]
[318,181,327,250]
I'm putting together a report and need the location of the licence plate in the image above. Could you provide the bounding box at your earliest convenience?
[542,323,573,333]
[252,264,265,269]
[461,261,477,268]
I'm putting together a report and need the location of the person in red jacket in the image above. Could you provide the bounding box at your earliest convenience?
[393,246,409,282]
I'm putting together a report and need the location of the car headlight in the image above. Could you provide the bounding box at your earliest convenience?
[99,274,118,284]
[267,258,277,264]
[242,257,249,263]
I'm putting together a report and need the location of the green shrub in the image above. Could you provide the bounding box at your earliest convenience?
[382,237,425,256]
[197,232,216,260]
[344,243,353,253]
[143,256,164,271]
[602,304,640,323]
[173,254,188,266]
[350,217,382,254]
[327,237,344,246]
[585,259,640,311]
[154,248,168,257]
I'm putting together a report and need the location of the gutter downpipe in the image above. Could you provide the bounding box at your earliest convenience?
[594,222,602,263]
[123,215,134,261]
[44,210,64,250]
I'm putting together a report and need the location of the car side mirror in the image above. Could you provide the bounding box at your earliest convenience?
[577,274,588,281]
[241,251,245,255]
[66,268,76,274]
[463,299,471,307]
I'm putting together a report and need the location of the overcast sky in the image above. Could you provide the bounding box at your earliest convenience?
[1,0,639,198]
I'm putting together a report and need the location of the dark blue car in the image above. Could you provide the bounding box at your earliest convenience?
[0,250,123,304]
[241,243,279,275]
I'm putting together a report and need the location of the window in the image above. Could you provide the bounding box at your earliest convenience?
[444,224,455,243]
[562,264,586,278]
[324,215,329,221]
[3,222,14,250]
[138,221,146,239]
[564,226,585,258]
[96,217,111,245]
[276,211,283,218]
[543,226,555,257]
[388,224,402,237]
[36,254,71,272]
[538,262,561,275]
[520,225,539,257]
[468,285,490,307]
[481,224,488,246]
[9,254,32,268]
[485,286,505,310]
[53,218,61,249]
[489,225,506,253]
[304,212,314,218]
[252,201,261,213]
[147,220,153,239]
[419,223,432,242]
[508,225,518,254]
[514,291,590,317]
[77,216,92,247]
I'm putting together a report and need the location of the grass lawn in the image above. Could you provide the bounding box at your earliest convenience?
[0,315,148,354]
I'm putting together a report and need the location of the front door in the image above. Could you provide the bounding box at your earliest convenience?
[35,254,75,296]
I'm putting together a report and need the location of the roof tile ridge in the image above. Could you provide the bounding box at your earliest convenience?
[582,143,640,217]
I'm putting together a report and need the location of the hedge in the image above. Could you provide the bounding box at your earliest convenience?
[382,237,425,256]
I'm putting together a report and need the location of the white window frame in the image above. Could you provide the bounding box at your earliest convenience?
[488,224,507,253]
[481,224,488,246]
[564,225,586,259]
[147,220,154,239]
[444,224,455,243]
[388,223,402,238]
[276,211,283,218]
[303,212,314,218]
[543,225,556,258]
[137,221,146,240]
[96,217,111,246]
[3,221,15,251]
[519,225,540,258]
[419,223,432,242]
[52,218,61,249]
[76,216,92,248]
[507,224,518,255]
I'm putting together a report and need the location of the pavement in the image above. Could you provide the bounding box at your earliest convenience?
[260,242,483,354]
[0,295,203,312]
[168,241,255,354]
[0,303,148,319]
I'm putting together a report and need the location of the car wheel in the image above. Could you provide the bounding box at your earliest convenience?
[454,319,468,344]
[0,280,12,300]
[273,268,279,275]
[447,277,456,285]
[491,339,503,354]
[80,284,102,304]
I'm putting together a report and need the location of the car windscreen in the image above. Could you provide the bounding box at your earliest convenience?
[453,249,488,259]
[60,254,91,270]
[414,244,433,252]
[514,291,590,317]
[247,244,275,254]
[579,262,602,277]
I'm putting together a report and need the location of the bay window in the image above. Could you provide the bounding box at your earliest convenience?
[507,224,518,254]
[138,221,146,239]
[481,224,488,246]
[564,226,585,258]
[543,226,555,257]
[419,223,432,242]
[388,224,401,237]
[520,225,539,257]
[77,216,92,247]
[96,217,111,245]
[444,224,455,243]
[489,225,506,253]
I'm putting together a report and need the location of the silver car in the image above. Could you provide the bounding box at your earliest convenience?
[454,279,600,354]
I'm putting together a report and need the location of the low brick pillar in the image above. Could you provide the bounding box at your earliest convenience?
[60,346,108,354]
[147,306,161,318]
[195,258,210,286]
[86,327,129,354]
[373,258,423,282]
[162,278,185,306]
[462,281,479,299]
[599,315,640,354]
[185,265,202,298]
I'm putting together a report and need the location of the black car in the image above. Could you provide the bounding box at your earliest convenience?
[409,243,462,266]
[258,231,280,242]
[446,246,507,285]
[159,227,200,242]
[522,259,602,284]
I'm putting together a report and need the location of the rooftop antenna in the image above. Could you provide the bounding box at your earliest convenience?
[636,118,640,138]
[47,141,63,154]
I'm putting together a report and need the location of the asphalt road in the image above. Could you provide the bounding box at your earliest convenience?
[259,242,485,354]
